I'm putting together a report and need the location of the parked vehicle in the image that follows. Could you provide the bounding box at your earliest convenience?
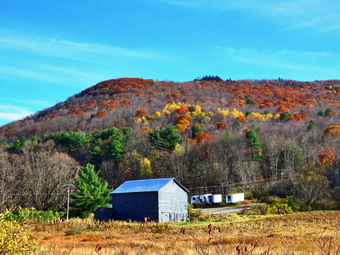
[208,194,222,203]
[191,194,222,207]
[199,194,212,203]
[226,193,245,203]
[190,195,200,204]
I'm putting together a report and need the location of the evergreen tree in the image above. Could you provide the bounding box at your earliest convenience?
[191,125,204,139]
[245,129,263,162]
[149,126,184,151]
[70,163,111,218]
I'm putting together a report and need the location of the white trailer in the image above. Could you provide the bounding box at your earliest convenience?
[191,194,222,206]
[199,194,212,203]
[226,193,245,203]
[190,195,200,204]
[208,194,222,203]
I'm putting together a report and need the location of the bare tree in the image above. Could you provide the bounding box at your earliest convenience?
[13,140,79,210]
[0,149,20,211]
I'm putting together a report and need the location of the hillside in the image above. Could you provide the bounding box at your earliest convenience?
[0,77,339,212]
[0,77,339,140]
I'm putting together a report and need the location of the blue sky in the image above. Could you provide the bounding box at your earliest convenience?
[1,0,340,126]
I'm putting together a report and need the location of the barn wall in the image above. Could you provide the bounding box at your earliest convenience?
[158,180,188,222]
[111,192,158,222]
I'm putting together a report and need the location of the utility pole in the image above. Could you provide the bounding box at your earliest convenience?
[64,184,73,220]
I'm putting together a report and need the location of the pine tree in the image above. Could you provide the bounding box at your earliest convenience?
[149,126,184,151]
[245,129,263,162]
[70,163,111,218]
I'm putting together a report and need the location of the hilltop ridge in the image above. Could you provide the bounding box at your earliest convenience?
[1,77,339,141]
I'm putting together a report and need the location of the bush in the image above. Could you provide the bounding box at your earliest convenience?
[267,203,293,214]
[188,204,207,221]
[3,207,64,223]
[251,190,269,201]
[0,214,41,254]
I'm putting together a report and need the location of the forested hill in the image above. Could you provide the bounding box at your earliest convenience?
[0,77,339,209]
[0,77,339,140]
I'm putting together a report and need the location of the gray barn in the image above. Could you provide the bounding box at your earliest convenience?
[110,178,189,222]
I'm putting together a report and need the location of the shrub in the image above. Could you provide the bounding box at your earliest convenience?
[267,203,293,214]
[3,207,64,223]
[0,214,41,254]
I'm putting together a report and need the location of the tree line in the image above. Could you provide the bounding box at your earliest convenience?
[1,119,339,213]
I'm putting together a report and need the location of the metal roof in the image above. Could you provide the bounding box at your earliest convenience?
[111,178,189,194]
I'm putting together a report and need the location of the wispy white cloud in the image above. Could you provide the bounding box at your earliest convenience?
[0,105,32,122]
[155,0,340,32]
[0,65,61,83]
[19,100,52,107]
[216,46,340,76]
[0,36,173,62]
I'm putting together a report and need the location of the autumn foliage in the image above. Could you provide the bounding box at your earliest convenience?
[324,125,340,138]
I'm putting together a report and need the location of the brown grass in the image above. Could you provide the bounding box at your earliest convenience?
[28,211,340,254]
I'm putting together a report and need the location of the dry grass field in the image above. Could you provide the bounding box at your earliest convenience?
[29,211,340,255]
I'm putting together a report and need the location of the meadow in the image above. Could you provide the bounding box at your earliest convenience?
[27,211,340,255]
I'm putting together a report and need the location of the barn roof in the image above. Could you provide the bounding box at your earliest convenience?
[111,178,189,194]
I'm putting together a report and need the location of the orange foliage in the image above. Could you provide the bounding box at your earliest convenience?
[236,116,246,123]
[318,147,336,166]
[327,109,339,117]
[324,125,340,138]
[136,109,148,117]
[176,107,188,114]
[175,114,192,132]
[277,106,290,113]
[243,128,251,134]
[93,110,108,118]
[68,107,84,116]
[189,131,213,144]
[141,127,152,132]
[45,114,60,120]
[288,113,308,121]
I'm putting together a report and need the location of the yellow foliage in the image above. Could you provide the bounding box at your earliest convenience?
[154,111,162,118]
[247,112,273,122]
[230,108,244,118]
[134,116,149,124]
[273,113,281,119]
[173,143,185,156]
[139,157,153,178]
[217,108,230,116]
[162,109,170,115]
[0,214,41,254]
[190,105,202,116]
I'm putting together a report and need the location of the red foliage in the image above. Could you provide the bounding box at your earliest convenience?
[216,122,228,130]
[243,128,251,134]
[45,114,60,120]
[189,131,213,144]
[136,109,148,117]
[93,110,108,118]
[176,107,188,114]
